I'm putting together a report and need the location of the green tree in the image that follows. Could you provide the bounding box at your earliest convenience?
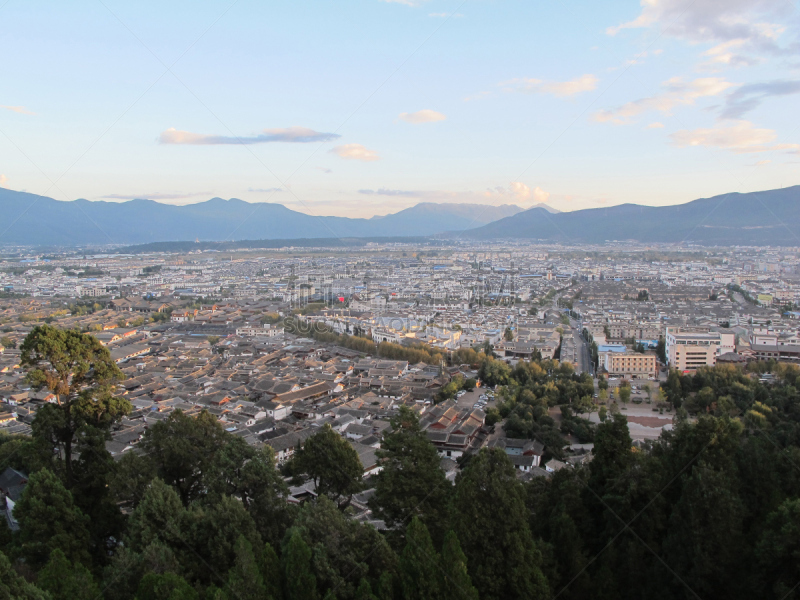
[0,335,15,349]
[440,531,478,600]
[136,572,198,600]
[0,551,49,599]
[290,425,363,509]
[222,536,267,600]
[355,579,377,600]
[138,410,227,505]
[127,479,187,553]
[400,518,442,600]
[290,497,396,599]
[504,327,513,341]
[283,530,317,600]
[260,543,284,600]
[37,548,100,600]
[757,498,800,599]
[618,384,631,407]
[13,468,91,568]
[370,406,451,545]
[452,448,549,600]
[21,325,130,486]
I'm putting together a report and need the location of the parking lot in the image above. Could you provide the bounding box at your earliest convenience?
[455,387,496,411]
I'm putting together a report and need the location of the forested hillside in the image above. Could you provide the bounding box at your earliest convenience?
[1,326,800,599]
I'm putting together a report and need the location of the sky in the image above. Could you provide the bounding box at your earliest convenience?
[1,0,799,218]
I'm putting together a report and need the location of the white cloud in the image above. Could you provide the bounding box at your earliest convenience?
[429,12,463,17]
[160,127,340,145]
[594,77,734,124]
[755,159,771,165]
[502,74,599,97]
[248,187,283,193]
[330,144,381,161]
[647,122,665,128]
[607,0,791,66]
[398,109,446,124]
[485,182,549,203]
[670,120,800,153]
[0,175,7,186]
[381,0,419,5]
[0,105,34,115]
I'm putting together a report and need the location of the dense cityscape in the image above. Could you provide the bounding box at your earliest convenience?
[4,0,800,597]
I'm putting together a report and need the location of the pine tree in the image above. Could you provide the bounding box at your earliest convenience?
[0,551,49,600]
[13,468,91,568]
[261,542,284,600]
[136,572,198,600]
[223,536,267,600]
[355,578,377,600]
[400,517,442,600]
[453,448,549,600]
[440,531,478,600]
[37,548,100,600]
[283,529,318,600]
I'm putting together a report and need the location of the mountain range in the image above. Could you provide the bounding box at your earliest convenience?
[458,186,800,246]
[0,189,526,246]
[0,185,797,247]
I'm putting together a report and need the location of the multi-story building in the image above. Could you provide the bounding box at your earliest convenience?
[600,351,658,378]
[665,328,735,372]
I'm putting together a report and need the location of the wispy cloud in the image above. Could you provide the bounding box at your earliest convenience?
[0,175,7,186]
[316,167,333,174]
[330,144,380,161]
[670,119,800,154]
[607,0,792,66]
[398,109,446,124]
[159,126,340,145]
[501,74,599,97]
[594,77,734,124]
[359,188,421,197]
[721,79,800,119]
[248,187,283,193]
[381,0,420,5]
[100,192,204,201]
[647,122,665,129]
[0,105,34,115]
[429,12,463,17]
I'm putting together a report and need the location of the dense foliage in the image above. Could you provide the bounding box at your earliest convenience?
[3,327,800,599]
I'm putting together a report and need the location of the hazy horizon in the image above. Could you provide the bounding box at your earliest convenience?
[2,1,798,219]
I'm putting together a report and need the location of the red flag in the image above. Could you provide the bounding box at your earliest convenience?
[338,297,345,302]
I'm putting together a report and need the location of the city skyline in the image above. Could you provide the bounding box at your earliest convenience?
[1,0,799,218]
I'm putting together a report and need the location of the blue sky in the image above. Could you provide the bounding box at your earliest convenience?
[1,0,799,217]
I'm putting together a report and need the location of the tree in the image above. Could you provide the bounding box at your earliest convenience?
[37,548,100,600]
[0,551,49,600]
[440,531,478,600]
[21,324,129,486]
[757,498,800,599]
[127,478,187,552]
[260,543,284,600]
[504,327,513,341]
[283,530,317,600]
[290,425,363,509]
[223,536,267,600]
[618,384,631,407]
[0,335,15,349]
[290,497,396,599]
[370,406,451,545]
[400,518,442,600]
[136,572,198,600]
[13,468,91,568]
[138,410,227,505]
[452,449,549,600]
